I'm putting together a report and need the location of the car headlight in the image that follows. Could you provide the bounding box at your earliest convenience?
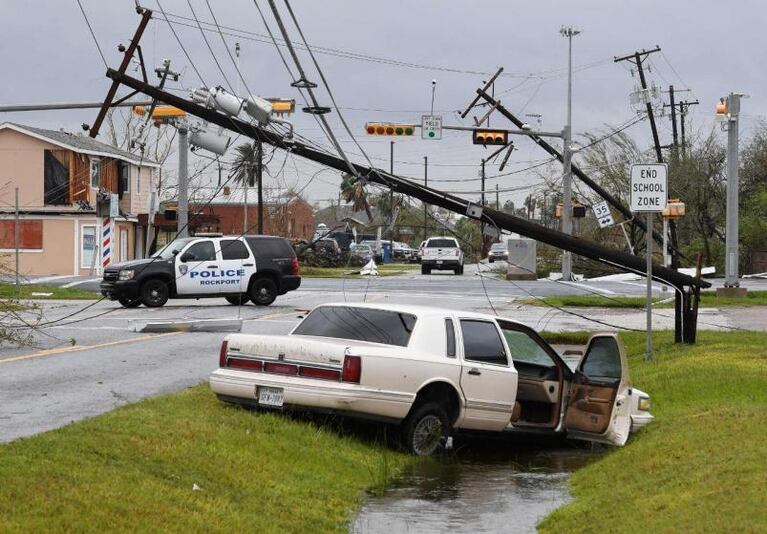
[638,396,652,412]
[118,269,135,281]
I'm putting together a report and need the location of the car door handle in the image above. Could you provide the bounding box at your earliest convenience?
[467,368,481,376]
[207,265,218,269]
[243,263,254,267]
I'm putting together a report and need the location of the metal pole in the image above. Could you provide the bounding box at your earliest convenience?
[14,188,20,296]
[561,27,577,281]
[496,183,499,209]
[177,126,189,238]
[430,80,436,116]
[256,139,264,234]
[725,93,741,287]
[423,156,428,242]
[481,159,486,255]
[243,173,249,234]
[390,141,394,261]
[669,85,678,148]
[646,211,653,361]
[663,217,669,267]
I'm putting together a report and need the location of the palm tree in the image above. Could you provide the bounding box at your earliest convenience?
[340,173,373,220]
[230,141,263,234]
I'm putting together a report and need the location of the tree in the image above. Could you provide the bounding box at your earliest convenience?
[340,173,372,220]
[230,141,263,233]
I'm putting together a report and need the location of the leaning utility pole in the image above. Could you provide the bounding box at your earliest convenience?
[560,26,580,280]
[614,47,663,162]
[668,85,679,148]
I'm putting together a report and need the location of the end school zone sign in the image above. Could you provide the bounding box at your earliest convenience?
[630,163,668,212]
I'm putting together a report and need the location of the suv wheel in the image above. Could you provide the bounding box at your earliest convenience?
[249,278,277,306]
[118,297,141,308]
[455,265,464,275]
[402,402,450,456]
[225,295,250,305]
[140,279,169,307]
[421,265,431,275]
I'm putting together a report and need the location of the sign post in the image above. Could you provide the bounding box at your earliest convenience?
[421,115,442,140]
[630,163,668,361]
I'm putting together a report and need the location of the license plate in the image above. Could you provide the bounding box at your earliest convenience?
[436,260,443,264]
[257,387,284,407]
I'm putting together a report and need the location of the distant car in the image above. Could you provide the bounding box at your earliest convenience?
[359,240,383,263]
[421,237,464,275]
[210,303,653,456]
[416,240,426,263]
[351,244,373,262]
[392,241,415,262]
[488,242,508,263]
[101,235,300,308]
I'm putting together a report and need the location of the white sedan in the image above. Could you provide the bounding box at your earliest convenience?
[210,303,653,455]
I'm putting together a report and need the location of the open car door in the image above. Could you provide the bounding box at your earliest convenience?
[564,333,632,446]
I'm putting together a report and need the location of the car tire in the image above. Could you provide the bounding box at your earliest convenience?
[421,265,431,275]
[455,265,464,275]
[402,402,450,456]
[225,295,250,305]
[118,297,141,308]
[140,279,169,307]
[489,258,494,263]
[249,277,278,306]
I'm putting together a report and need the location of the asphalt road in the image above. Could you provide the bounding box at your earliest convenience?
[2,268,765,443]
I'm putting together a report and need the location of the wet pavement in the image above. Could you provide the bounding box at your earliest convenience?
[352,438,600,534]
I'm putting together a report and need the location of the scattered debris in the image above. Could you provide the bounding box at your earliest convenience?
[360,260,379,276]
[192,483,201,491]
[132,319,243,333]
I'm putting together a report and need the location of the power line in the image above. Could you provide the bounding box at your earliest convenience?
[155,0,207,85]
[75,0,108,68]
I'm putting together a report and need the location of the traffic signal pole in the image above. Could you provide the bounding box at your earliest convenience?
[102,68,709,342]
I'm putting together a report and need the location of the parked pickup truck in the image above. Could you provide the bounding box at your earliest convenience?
[210,303,653,455]
[421,237,464,275]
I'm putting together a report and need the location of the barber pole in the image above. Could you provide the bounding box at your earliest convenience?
[102,217,113,268]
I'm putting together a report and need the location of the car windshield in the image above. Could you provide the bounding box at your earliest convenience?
[491,243,506,251]
[356,245,372,252]
[151,238,195,260]
[426,238,457,248]
[293,306,417,347]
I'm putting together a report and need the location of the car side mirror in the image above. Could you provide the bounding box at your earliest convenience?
[180,252,194,262]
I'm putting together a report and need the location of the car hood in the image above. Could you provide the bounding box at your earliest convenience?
[105,258,158,272]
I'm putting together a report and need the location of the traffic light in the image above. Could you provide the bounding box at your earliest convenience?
[473,129,508,146]
[365,122,416,136]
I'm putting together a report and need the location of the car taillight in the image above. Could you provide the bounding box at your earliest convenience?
[292,257,300,275]
[341,355,361,383]
[264,362,298,375]
[219,340,229,367]
[228,357,263,371]
[299,367,341,380]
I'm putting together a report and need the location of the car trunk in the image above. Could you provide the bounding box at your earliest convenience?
[226,334,349,367]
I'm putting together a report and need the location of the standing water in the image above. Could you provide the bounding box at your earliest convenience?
[352,438,600,533]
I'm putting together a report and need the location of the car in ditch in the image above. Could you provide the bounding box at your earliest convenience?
[209,303,653,455]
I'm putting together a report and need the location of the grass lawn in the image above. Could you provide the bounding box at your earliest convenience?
[539,329,767,533]
[526,289,767,309]
[0,282,97,300]
[300,264,418,278]
[0,386,413,532]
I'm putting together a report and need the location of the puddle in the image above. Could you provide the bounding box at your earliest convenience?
[351,437,600,534]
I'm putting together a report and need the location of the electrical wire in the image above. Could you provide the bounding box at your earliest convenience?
[75,0,108,68]
[155,0,207,85]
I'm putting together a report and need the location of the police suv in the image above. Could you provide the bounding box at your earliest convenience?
[100,234,300,308]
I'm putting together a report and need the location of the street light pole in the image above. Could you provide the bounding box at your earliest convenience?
[177,124,189,238]
[560,25,580,281]
[724,93,742,288]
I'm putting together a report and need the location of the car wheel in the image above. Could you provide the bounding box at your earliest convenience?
[249,277,278,306]
[118,297,141,308]
[140,279,169,307]
[489,258,494,263]
[225,295,250,305]
[455,265,464,275]
[421,265,431,275]
[402,402,450,456]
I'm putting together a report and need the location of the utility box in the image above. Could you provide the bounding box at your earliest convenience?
[506,238,537,280]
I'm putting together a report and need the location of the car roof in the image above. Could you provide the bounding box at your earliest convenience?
[316,302,528,328]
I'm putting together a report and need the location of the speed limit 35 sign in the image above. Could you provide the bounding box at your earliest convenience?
[630,164,668,212]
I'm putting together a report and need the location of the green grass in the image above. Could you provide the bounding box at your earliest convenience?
[0,282,97,300]
[300,264,418,278]
[539,330,767,533]
[0,386,413,532]
[525,289,767,309]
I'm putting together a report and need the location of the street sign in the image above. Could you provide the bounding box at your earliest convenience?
[421,115,442,140]
[630,163,668,212]
[109,193,119,218]
[592,200,614,228]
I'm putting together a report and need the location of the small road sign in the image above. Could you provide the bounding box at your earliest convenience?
[630,163,668,212]
[421,115,442,140]
[592,200,614,228]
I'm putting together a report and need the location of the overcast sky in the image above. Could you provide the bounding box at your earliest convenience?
[2,0,765,207]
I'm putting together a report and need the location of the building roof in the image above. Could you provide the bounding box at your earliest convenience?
[0,122,160,167]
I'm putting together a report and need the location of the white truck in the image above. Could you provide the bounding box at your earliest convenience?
[421,237,464,275]
[210,303,653,455]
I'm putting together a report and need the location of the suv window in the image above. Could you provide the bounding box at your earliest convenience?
[246,237,295,258]
[293,306,417,347]
[220,239,250,260]
[460,320,507,366]
[445,318,456,358]
[426,238,458,248]
[183,240,216,262]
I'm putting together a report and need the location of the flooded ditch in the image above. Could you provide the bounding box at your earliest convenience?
[352,437,601,533]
